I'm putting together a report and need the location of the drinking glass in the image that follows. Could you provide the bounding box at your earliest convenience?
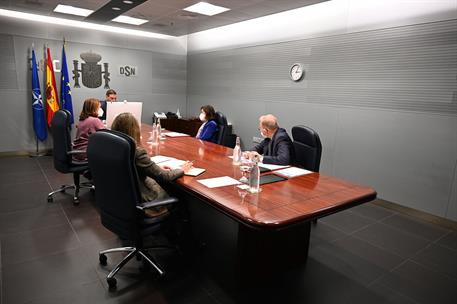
[239,158,252,183]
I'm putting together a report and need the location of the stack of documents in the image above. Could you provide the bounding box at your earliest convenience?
[274,167,313,178]
[197,176,241,188]
[163,132,189,137]
[258,163,289,171]
[150,155,205,176]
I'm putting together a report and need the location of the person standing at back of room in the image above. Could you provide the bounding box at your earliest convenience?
[99,89,117,121]
[73,98,105,162]
[244,114,293,165]
[195,105,219,143]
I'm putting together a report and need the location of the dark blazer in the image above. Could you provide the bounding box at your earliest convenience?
[99,100,107,120]
[196,119,219,143]
[253,128,293,165]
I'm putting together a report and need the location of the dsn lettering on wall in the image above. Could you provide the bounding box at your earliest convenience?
[119,65,137,77]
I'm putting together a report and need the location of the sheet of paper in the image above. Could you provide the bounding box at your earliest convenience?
[185,167,206,177]
[159,158,205,176]
[197,176,241,188]
[258,163,290,171]
[150,155,173,164]
[274,167,313,178]
[163,132,190,137]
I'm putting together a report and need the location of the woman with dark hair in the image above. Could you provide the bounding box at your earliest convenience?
[195,105,219,143]
[111,112,192,217]
[72,98,105,161]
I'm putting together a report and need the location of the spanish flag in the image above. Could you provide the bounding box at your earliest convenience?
[45,47,59,126]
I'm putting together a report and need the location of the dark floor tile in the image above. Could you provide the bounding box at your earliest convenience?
[353,223,430,259]
[2,248,99,304]
[8,280,110,304]
[36,156,55,170]
[0,180,52,213]
[64,201,100,223]
[350,201,396,221]
[382,213,450,241]
[72,217,117,244]
[1,223,79,265]
[378,261,457,304]
[0,204,66,236]
[0,156,41,173]
[309,236,402,286]
[437,231,457,251]
[0,169,45,186]
[412,243,457,280]
[310,221,348,244]
[365,281,418,304]
[319,210,374,234]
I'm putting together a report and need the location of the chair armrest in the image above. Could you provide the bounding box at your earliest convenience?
[67,150,86,155]
[136,197,178,211]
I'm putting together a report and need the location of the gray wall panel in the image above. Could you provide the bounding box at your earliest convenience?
[187,19,457,220]
[0,30,186,153]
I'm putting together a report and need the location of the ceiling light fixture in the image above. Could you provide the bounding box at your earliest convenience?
[112,15,148,25]
[183,2,230,16]
[123,0,134,4]
[112,7,121,11]
[53,4,93,17]
[0,8,171,39]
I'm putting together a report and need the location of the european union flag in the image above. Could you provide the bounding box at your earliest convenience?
[60,44,74,125]
[31,48,47,141]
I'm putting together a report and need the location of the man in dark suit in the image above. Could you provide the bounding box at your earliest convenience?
[99,89,117,121]
[245,114,293,165]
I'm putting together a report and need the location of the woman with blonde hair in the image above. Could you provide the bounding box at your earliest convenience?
[111,112,192,217]
[73,98,105,162]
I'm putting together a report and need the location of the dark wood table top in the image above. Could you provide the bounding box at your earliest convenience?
[141,124,377,229]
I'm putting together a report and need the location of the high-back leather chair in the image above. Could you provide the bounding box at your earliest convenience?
[291,125,322,172]
[87,129,178,289]
[214,111,228,145]
[47,110,93,204]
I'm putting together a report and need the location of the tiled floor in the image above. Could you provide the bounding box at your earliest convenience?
[1,156,456,304]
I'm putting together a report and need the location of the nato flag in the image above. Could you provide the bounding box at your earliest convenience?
[31,48,47,141]
[60,45,74,125]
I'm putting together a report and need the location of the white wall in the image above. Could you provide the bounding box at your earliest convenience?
[187,0,457,53]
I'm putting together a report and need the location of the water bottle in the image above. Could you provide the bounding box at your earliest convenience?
[151,122,158,145]
[157,118,162,139]
[176,108,181,118]
[232,136,242,165]
[249,155,260,193]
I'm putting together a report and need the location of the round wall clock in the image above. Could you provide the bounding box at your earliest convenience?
[290,63,304,81]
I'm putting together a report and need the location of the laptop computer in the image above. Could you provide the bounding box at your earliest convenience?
[105,101,143,129]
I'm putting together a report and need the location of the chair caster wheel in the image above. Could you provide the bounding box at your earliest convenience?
[107,277,117,289]
[73,198,80,205]
[99,254,107,266]
[47,196,53,203]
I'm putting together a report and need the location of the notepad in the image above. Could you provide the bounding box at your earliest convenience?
[197,176,241,188]
[154,157,206,177]
[274,167,313,178]
[150,155,173,164]
[258,163,290,171]
[163,132,190,137]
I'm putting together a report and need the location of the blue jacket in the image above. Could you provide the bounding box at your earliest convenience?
[196,119,219,143]
[253,128,293,165]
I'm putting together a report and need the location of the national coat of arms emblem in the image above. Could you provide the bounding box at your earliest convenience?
[72,51,110,89]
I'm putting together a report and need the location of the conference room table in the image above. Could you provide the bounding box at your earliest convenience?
[141,124,377,279]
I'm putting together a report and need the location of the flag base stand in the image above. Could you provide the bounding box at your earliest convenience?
[29,137,49,158]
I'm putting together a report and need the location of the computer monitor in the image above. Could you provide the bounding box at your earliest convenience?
[105,101,143,129]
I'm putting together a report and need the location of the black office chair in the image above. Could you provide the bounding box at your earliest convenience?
[47,110,93,204]
[87,129,179,289]
[291,125,322,172]
[214,111,228,145]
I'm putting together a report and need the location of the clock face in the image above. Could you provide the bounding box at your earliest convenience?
[290,63,304,81]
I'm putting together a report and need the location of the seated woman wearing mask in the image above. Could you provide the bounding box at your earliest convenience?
[195,105,219,143]
[73,98,105,162]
